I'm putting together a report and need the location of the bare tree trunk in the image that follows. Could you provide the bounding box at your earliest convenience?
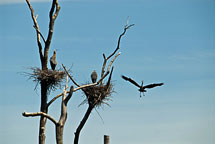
[55,99,67,144]
[74,106,94,144]
[56,124,64,144]
[39,81,48,144]
[55,81,73,144]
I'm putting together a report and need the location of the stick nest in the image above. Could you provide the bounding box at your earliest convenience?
[81,83,113,108]
[28,67,66,93]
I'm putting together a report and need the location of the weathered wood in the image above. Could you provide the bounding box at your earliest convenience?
[25,0,61,144]
[56,124,64,144]
[104,135,110,144]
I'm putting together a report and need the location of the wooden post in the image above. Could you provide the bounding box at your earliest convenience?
[104,135,109,144]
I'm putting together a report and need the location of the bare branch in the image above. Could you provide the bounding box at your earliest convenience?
[33,26,46,43]
[103,53,106,59]
[106,52,120,72]
[46,91,69,108]
[46,93,62,108]
[100,52,120,85]
[44,0,61,68]
[101,54,107,80]
[26,0,43,64]
[58,77,68,125]
[100,22,134,79]
[106,67,114,87]
[65,86,74,105]
[62,64,80,87]
[53,1,61,19]
[111,24,134,60]
[22,111,58,125]
[64,76,69,91]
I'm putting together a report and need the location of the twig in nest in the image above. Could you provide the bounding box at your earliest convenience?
[25,67,66,94]
[82,83,113,108]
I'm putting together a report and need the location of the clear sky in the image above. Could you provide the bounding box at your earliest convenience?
[0,0,214,144]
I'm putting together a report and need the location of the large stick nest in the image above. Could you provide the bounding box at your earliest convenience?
[28,67,66,93]
[81,83,113,108]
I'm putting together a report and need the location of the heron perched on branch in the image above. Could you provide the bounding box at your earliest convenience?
[121,75,164,97]
[91,70,97,83]
[50,50,57,70]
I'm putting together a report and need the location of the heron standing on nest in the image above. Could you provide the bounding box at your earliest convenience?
[91,70,97,83]
[50,50,57,70]
[121,75,164,97]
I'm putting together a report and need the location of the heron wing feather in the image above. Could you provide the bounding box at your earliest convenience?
[121,75,141,88]
[143,83,164,89]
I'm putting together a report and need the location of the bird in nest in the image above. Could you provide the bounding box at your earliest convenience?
[50,50,57,71]
[91,70,98,83]
[121,75,164,97]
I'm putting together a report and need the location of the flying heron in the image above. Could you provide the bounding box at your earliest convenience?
[121,75,164,97]
[91,70,97,83]
[50,50,57,70]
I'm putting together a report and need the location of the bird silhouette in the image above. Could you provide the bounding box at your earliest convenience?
[91,70,97,83]
[50,50,57,70]
[121,75,163,97]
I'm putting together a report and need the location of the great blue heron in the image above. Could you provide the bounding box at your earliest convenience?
[50,50,57,70]
[91,70,97,83]
[121,75,164,97]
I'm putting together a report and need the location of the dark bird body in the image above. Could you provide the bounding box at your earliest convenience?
[121,75,163,97]
[91,70,97,83]
[50,50,57,70]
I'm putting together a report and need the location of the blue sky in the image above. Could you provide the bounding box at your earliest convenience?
[0,0,214,144]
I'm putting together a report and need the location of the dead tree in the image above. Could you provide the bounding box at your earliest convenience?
[24,0,60,144]
[24,0,134,144]
[23,76,72,144]
[23,69,112,144]
[62,23,134,144]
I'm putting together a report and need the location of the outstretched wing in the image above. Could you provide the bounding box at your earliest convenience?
[143,83,164,89]
[121,75,140,88]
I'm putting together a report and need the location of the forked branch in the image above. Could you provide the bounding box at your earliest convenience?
[44,0,61,67]
[101,22,134,79]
